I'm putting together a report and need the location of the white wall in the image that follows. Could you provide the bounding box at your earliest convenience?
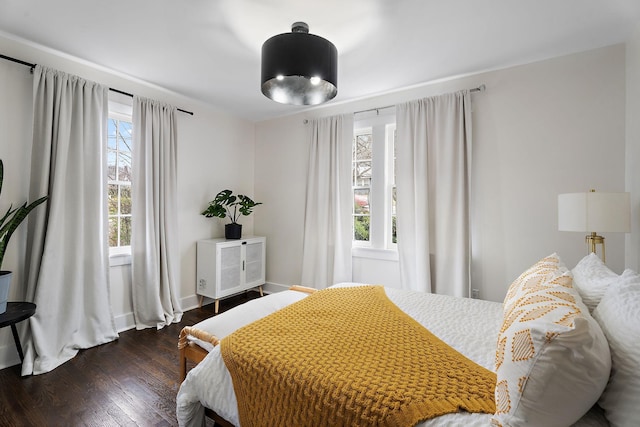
[0,34,255,368]
[255,44,627,302]
[0,35,632,369]
[626,23,640,272]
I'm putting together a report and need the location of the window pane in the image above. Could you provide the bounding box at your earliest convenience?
[354,216,370,241]
[391,187,396,216]
[120,216,132,246]
[108,184,118,215]
[109,217,118,247]
[354,188,370,214]
[355,161,371,187]
[120,185,131,214]
[108,119,117,146]
[118,131,131,152]
[393,130,397,185]
[392,216,397,244]
[355,134,372,161]
[118,151,132,182]
[107,150,117,181]
[119,120,132,140]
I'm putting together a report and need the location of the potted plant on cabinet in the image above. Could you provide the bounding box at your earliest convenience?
[201,189,261,239]
[0,159,48,314]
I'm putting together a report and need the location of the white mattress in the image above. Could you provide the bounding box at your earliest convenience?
[176,284,609,426]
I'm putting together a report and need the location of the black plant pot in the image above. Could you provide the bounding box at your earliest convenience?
[225,223,242,239]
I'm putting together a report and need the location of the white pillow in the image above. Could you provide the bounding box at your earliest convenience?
[592,271,640,427]
[493,254,611,427]
[503,253,566,316]
[571,253,622,312]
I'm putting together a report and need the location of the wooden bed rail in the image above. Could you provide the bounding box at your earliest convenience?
[178,326,220,381]
[178,326,220,350]
[289,285,318,294]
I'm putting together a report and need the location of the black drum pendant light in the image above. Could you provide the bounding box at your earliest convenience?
[261,22,338,105]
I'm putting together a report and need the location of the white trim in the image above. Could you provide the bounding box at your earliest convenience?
[351,246,399,261]
[113,311,136,332]
[109,252,131,267]
[108,99,133,118]
[0,342,21,370]
[263,281,290,293]
[180,294,204,312]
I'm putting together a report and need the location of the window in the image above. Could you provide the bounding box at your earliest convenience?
[353,131,372,242]
[352,111,396,250]
[107,112,132,255]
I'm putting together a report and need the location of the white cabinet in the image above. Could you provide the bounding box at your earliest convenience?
[196,236,266,313]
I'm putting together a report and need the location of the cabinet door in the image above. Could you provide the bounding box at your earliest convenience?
[244,241,264,287]
[219,244,242,293]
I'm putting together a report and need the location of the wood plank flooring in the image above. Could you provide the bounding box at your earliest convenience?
[0,291,262,427]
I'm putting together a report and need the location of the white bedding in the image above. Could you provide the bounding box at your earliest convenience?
[176,284,609,426]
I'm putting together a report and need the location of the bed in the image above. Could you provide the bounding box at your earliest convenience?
[176,253,640,427]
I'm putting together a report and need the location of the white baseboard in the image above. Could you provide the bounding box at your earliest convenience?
[113,312,136,333]
[181,283,291,312]
[0,342,21,371]
[180,294,202,312]
[263,281,291,293]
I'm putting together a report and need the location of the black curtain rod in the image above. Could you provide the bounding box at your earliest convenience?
[0,53,35,69]
[303,84,487,124]
[352,84,486,116]
[1,53,194,116]
[109,88,193,116]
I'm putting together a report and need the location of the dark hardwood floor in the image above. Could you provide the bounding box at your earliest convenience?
[0,291,262,427]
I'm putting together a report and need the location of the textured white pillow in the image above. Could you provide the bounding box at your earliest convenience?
[571,253,622,312]
[592,271,640,427]
[493,254,611,427]
[503,253,566,315]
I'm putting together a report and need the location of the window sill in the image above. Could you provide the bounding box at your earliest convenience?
[109,253,131,267]
[351,246,399,261]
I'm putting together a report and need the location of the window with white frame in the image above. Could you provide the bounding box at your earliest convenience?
[107,110,132,255]
[352,111,396,249]
[353,130,372,242]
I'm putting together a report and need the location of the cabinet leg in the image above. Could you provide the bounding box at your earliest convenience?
[198,295,204,308]
[214,299,220,314]
[258,285,264,297]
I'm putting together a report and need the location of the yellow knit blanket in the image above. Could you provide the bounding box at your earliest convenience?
[220,286,496,427]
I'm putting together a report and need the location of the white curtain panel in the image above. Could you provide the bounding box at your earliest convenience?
[395,90,472,296]
[131,96,182,329]
[22,65,118,375]
[301,114,354,288]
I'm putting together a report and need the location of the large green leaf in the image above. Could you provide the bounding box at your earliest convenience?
[201,190,261,224]
[0,159,48,269]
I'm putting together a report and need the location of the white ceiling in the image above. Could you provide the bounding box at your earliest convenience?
[1,0,640,122]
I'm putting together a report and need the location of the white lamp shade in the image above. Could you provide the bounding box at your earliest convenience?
[558,192,631,232]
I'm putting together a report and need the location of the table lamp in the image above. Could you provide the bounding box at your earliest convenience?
[558,190,630,262]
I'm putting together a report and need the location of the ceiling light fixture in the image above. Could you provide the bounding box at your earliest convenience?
[261,22,338,106]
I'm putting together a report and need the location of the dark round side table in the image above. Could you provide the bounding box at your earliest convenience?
[0,302,36,362]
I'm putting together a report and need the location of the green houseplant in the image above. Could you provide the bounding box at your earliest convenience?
[201,189,261,239]
[0,159,48,314]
